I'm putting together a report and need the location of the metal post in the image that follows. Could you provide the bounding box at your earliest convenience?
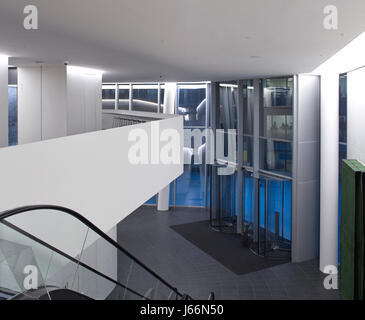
[129,83,133,111]
[264,179,268,256]
[157,82,161,114]
[282,180,285,239]
[115,83,119,111]
[236,80,244,234]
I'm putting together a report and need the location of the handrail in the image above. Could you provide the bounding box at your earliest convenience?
[1,219,146,300]
[0,205,185,299]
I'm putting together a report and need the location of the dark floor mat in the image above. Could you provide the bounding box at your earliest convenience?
[171,220,289,275]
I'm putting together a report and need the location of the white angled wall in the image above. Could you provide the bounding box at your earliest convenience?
[347,67,365,162]
[67,67,102,135]
[0,56,8,148]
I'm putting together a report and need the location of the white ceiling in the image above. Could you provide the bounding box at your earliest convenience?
[1,0,365,82]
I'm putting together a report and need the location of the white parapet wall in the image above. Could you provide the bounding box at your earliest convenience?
[0,113,183,298]
[0,114,183,250]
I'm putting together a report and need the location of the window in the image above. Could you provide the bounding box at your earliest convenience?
[8,86,18,146]
[260,77,293,176]
[132,85,159,113]
[176,84,209,207]
[177,85,207,127]
[118,84,130,110]
[102,85,116,110]
[8,68,18,146]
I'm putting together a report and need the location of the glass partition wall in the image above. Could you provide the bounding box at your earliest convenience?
[104,77,304,260]
[175,84,209,207]
[260,78,293,177]
[210,78,293,260]
[103,82,210,207]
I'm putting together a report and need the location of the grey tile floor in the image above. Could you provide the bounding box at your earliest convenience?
[117,206,341,300]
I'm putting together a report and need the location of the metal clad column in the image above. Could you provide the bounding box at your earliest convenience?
[320,73,339,271]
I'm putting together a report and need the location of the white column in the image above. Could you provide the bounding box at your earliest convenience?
[0,55,8,148]
[320,73,339,271]
[157,185,170,211]
[157,82,177,210]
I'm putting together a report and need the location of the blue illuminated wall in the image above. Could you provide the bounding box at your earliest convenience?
[243,175,292,241]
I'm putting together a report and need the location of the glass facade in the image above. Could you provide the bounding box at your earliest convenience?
[106,82,210,207]
[218,82,238,130]
[260,77,293,177]
[8,68,18,146]
[102,85,116,110]
[177,85,207,127]
[118,85,130,111]
[8,86,18,146]
[339,73,347,263]
[176,84,208,207]
[132,85,159,113]
[242,81,254,167]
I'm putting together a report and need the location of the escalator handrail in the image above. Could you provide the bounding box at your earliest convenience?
[1,219,146,300]
[0,205,184,299]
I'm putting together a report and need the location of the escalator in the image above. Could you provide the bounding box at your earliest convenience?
[0,205,192,300]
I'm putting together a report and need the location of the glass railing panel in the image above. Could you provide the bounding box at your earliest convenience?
[1,207,183,300]
[0,221,65,298]
[6,209,89,262]
[79,225,178,300]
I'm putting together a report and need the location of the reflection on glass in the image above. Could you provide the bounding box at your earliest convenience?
[177,85,207,127]
[218,82,237,130]
[263,78,293,108]
[260,139,292,176]
[102,85,116,110]
[8,86,18,146]
[260,77,293,176]
[338,73,347,263]
[175,164,205,207]
[339,74,347,144]
[132,85,159,113]
[242,81,254,167]
[246,176,291,258]
[118,86,130,111]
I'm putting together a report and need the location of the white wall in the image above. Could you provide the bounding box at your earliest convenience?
[312,31,365,271]
[18,65,102,144]
[0,56,8,148]
[1,115,182,296]
[18,67,42,144]
[18,66,68,144]
[67,67,102,135]
[42,66,67,140]
[2,115,183,246]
